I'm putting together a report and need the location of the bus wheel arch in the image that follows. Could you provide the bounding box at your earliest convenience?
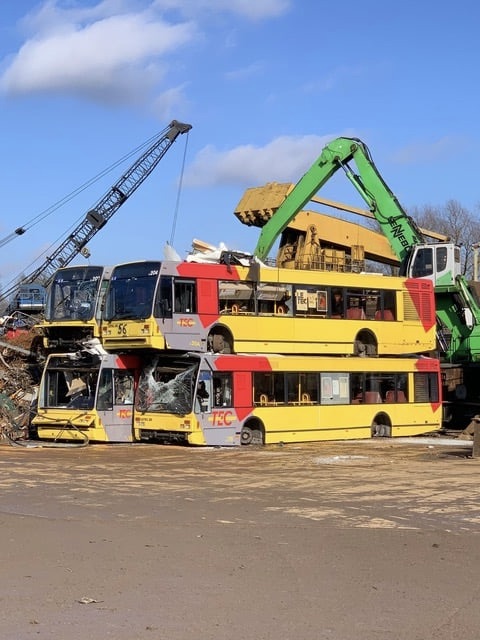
[240,419,265,446]
[354,329,377,357]
[208,326,233,354]
[371,412,392,437]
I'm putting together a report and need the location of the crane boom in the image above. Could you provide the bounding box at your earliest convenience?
[2,120,191,302]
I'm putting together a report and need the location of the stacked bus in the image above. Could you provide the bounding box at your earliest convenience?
[99,258,436,357]
[134,352,441,446]
[32,253,442,446]
[32,350,139,443]
[38,265,112,351]
[32,349,442,446]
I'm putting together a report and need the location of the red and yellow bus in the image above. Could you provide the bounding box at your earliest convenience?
[100,259,436,357]
[32,350,139,443]
[134,352,442,446]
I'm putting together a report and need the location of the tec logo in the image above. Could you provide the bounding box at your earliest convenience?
[211,410,234,426]
[177,317,195,328]
[117,409,132,419]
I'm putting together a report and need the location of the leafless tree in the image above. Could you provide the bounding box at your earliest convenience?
[410,200,480,277]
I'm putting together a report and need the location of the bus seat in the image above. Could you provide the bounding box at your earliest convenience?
[301,392,311,403]
[365,391,382,404]
[259,394,269,405]
[386,390,407,403]
[346,307,366,320]
[375,309,395,321]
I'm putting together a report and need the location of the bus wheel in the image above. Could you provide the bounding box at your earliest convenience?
[210,331,233,354]
[354,330,377,357]
[371,413,392,437]
[241,420,264,446]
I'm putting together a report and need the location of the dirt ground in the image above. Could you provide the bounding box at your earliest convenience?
[1,437,480,640]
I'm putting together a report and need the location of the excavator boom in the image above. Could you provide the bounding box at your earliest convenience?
[252,137,423,262]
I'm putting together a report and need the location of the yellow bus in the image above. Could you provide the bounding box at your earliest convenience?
[39,265,112,351]
[32,350,140,443]
[100,258,436,357]
[134,352,442,446]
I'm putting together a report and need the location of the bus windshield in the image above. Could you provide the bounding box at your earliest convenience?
[39,353,101,410]
[46,266,104,321]
[104,261,161,320]
[135,355,198,415]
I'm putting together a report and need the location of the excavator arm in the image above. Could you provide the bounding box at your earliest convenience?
[253,137,424,262]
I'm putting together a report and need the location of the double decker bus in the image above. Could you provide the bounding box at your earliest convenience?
[134,352,442,446]
[32,350,139,443]
[100,258,436,357]
[39,265,112,351]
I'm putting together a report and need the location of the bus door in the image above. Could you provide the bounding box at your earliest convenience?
[96,368,135,442]
[195,370,238,446]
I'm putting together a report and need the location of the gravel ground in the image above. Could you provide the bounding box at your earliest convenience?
[1,437,479,640]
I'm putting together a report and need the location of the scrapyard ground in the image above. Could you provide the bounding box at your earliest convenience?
[1,437,480,640]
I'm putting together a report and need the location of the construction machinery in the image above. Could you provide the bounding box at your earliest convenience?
[235,182,400,272]
[234,136,480,426]
[0,120,192,310]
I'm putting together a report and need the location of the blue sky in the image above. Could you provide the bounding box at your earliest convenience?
[0,0,478,290]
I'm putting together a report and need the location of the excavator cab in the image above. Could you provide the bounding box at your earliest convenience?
[403,242,461,288]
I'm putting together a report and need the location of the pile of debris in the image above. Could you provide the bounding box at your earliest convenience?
[0,320,44,442]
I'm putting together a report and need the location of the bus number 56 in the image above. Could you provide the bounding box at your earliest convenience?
[117,323,127,335]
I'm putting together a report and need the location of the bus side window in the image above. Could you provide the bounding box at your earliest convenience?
[213,375,232,407]
[196,375,212,413]
[154,276,173,318]
[174,281,196,314]
[97,370,113,411]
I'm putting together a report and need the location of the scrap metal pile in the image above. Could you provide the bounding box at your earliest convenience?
[0,314,43,442]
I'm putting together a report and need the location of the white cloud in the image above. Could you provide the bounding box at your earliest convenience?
[152,0,291,21]
[184,134,341,187]
[0,1,197,105]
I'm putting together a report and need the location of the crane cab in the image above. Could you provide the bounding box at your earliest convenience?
[403,242,461,288]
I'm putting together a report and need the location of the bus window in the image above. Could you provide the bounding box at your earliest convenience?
[320,373,349,405]
[294,286,327,317]
[114,370,134,404]
[174,280,196,313]
[196,372,212,412]
[286,372,300,404]
[97,369,114,411]
[300,372,319,403]
[213,374,232,407]
[135,358,195,414]
[219,281,254,314]
[256,283,292,315]
[154,276,173,318]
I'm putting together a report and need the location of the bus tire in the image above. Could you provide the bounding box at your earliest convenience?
[371,413,392,437]
[354,330,377,357]
[241,420,264,446]
[210,331,233,354]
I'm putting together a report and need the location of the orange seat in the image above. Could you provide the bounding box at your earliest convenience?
[385,390,407,403]
[365,391,382,404]
[346,307,366,320]
[375,309,395,321]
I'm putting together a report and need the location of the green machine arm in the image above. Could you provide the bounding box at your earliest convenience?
[253,137,423,262]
